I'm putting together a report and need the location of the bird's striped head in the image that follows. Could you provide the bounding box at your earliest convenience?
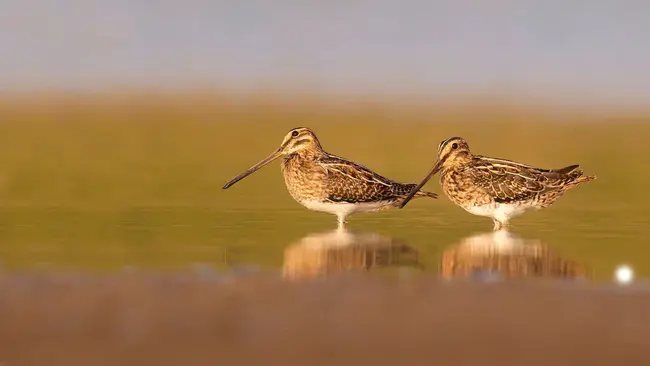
[399,137,472,209]
[222,127,323,189]
[436,137,471,166]
[279,127,323,155]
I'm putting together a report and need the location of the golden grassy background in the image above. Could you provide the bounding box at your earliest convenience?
[0,92,648,280]
[1,92,649,365]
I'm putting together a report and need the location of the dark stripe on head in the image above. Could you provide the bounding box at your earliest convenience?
[438,137,462,153]
[438,137,452,153]
[291,139,307,148]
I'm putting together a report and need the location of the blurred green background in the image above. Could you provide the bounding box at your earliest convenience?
[0,93,647,281]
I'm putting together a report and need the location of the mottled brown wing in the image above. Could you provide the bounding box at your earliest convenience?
[318,155,407,203]
[467,158,546,203]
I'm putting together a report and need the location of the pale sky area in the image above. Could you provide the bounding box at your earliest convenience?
[1,0,649,105]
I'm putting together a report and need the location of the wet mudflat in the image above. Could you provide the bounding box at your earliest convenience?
[1,271,649,366]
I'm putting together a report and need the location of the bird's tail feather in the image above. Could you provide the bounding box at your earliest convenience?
[571,174,597,185]
[415,191,439,199]
[562,166,596,190]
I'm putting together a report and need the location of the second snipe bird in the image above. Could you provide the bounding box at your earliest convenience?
[399,137,596,231]
[223,127,437,228]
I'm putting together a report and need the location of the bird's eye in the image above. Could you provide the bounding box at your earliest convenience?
[291,130,299,137]
[452,143,458,149]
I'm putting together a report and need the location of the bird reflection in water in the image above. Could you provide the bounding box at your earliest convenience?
[440,230,590,281]
[283,229,422,280]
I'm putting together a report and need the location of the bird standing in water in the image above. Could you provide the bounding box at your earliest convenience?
[223,127,438,229]
[399,137,596,231]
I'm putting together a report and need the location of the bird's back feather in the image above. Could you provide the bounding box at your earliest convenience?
[319,154,438,204]
[466,158,595,204]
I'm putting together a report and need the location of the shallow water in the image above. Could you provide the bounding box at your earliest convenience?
[0,108,648,283]
[0,203,646,283]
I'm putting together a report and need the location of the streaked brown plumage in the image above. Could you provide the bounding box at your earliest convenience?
[400,137,596,231]
[223,127,437,228]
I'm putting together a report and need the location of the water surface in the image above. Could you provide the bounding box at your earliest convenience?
[0,106,647,282]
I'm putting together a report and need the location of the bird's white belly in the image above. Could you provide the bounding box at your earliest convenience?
[464,203,528,222]
[301,200,393,216]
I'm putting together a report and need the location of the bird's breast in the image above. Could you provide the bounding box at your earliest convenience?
[441,169,492,207]
[281,156,327,202]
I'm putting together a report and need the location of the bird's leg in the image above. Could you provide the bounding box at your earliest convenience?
[493,219,509,232]
[492,220,503,231]
[501,221,510,231]
[337,215,348,231]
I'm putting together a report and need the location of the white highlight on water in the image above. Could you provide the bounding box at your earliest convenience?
[614,264,634,285]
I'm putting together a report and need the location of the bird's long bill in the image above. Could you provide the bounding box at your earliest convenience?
[222,148,283,189]
[398,159,444,209]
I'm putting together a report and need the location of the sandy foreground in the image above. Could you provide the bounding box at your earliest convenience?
[0,270,649,366]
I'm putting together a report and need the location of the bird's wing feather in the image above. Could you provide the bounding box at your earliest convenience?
[317,154,407,203]
[468,157,546,203]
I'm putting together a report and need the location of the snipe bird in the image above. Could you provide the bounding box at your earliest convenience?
[222,127,438,229]
[399,137,596,231]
